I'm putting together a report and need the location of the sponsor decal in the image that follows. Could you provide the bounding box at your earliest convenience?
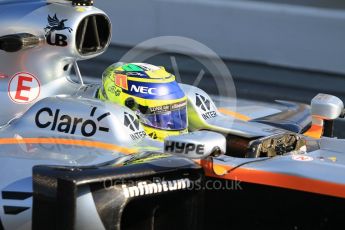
[165,141,205,155]
[148,132,158,140]
[201,111,218,120]
[124,81,184,100]
[196,93,210,111]
[291,155,313,162]
[115,89,121,96]
[124,112,146,140]
[107,86,116,93]
[122,64,143,72]
[150,105,170,113]
[149,101,187,113]
[126,72,148,78]
[45,14,72,47]
[132,63,160,71]
[130,85,157,95]
[107,86,121,96]
[35,107,110,137]
[122,178,191,198]
[195,93,217,120]
[115,74,128,90]
[8,72,40,104]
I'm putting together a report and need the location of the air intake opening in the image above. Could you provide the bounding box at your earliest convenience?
[76,14,111,55]
[121,191,202,230]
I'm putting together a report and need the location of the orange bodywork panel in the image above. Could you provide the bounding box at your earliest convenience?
[218,108,251,121]
[0,137,136,154]
[200,159,345,199]
[304,125,323,139]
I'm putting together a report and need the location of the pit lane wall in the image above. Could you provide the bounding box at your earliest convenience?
[95,0,345,75]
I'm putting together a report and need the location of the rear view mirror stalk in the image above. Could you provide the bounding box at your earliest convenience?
[311,94,344,138]
[323,120,334,138]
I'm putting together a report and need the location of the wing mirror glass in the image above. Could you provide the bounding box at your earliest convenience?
[164,131,226,159]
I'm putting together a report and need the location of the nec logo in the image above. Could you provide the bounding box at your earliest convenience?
[130,85,157,95]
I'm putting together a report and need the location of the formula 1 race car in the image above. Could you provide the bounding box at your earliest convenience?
[1,0,345,230]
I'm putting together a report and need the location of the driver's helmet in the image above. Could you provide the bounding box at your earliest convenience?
[98,62,188,141]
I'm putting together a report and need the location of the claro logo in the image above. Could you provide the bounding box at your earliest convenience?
[35,107,110,137]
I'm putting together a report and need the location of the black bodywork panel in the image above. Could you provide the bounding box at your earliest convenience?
[32,157,204,230]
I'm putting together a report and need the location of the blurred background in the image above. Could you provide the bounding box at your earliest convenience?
[80,0,345,104]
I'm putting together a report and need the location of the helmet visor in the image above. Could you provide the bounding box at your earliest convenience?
[140,105,187,131]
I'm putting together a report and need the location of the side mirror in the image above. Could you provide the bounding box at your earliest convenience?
[164,131,226,159]
[311,94,344,120]
[311,94,344,137]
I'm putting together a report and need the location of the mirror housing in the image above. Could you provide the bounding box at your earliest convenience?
[164,131,226,159]
[311,94,344,120]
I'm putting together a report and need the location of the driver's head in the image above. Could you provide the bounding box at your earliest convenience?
[98,63,188,141]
